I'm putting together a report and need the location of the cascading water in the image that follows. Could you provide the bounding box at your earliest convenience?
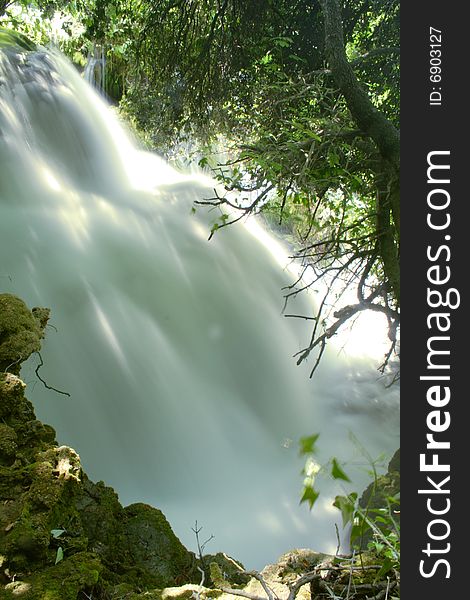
[0,38,399,568]
[83,44,106,94]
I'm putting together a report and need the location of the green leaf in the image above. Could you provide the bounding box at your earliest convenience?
[260,53,273,65]
[300,485,319,509]
[299,434,319,455]
[305,131,322,142]
[331,459,351,482]
[333,493,357,528]
[55,547,64,565]
[376,557,394,578]
[328,152,340,167]
[350,520,367,544]
[51,529,66,539]
[273,36,293,48]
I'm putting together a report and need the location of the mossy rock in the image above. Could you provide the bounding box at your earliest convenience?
[122,503,198,587]
[202,552,249,586]
[0,297,227,597]
[0,374,35,425]
[359,448,400,511]
[355,448,400,550]
[162,584,223,600]
[0,552,102,600]
[0,425,17,466]
[0,370,199,595]
[0,294,49,375]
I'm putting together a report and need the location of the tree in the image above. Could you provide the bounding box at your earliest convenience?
[0,1,92,48]
[111,0,399,377]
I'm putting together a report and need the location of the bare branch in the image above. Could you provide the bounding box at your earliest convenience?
[244,572,280,600]
[34,353,71,397]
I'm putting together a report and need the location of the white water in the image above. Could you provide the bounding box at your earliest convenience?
[0,45,399,568]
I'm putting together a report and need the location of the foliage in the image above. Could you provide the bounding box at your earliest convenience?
[98,0,400,376]
[299,434,400,584]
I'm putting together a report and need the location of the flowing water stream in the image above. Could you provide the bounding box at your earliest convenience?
[0,41,399,568]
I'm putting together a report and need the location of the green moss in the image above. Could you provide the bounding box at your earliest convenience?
[1,552,102,599]
[202,553,248,586]
[162,585,222,600]
[0,374,34,425]
[0,425,17,466]
[122,503,198,587]
[0,294,48,375]
[209,563,227,589]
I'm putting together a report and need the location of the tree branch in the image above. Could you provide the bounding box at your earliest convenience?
[319,0,400,169]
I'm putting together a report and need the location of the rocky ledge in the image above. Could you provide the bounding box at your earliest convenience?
[0,294,400,599]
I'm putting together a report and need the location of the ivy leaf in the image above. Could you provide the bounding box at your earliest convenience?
[300,485,319,509]
[51,529,66,539]
[376,557,394,579]
[333,493,357,528]
[299,434,319,455]
[331,459,351,482]
[55,547,64,564]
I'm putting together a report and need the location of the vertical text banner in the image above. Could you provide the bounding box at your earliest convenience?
[402,1,465,597]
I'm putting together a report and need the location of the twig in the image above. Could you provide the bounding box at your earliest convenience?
[34,352,71,397]
[287,571,326,600]
[345,550,356,600]
[191,567,206,600]
[384,576,390,600]
[192,521,214,565]
[216,586,270,600]
[365,580,397,600]
[245,571,279,600]
[334,523,341,557]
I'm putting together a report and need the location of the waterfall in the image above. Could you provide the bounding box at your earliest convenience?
[0,40,399,568]
[83,44,106,95]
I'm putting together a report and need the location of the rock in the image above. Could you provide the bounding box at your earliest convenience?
[355,448,400,549]
[359,448,400,511]
[123,503,198,587]
[202,552,249,586]
[0,424,17,465]
[2,552,102,600]
[0,294,49,375]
